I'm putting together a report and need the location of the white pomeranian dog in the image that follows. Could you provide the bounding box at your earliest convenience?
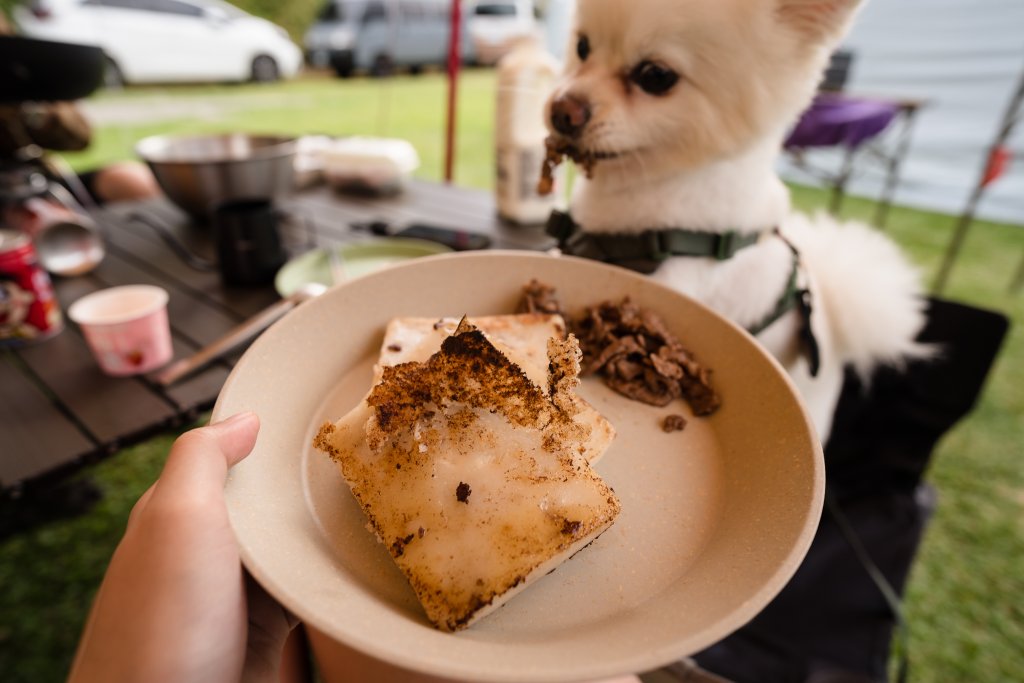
[543,0,929,441]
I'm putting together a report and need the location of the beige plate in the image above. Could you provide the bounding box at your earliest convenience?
[214,251,824,683]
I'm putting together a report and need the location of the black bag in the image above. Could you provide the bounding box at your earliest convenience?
[688,298,1010,683]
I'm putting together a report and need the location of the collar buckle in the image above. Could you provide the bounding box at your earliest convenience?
[646,231,670,262]
[714,233,736,260]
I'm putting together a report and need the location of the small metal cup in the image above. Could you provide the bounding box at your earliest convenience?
[212,198,286,287]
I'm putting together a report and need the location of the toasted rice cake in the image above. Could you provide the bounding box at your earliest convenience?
[315,320,621,631]
[374,314,615,464]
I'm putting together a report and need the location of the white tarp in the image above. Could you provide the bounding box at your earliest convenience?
[778,0,1024,226]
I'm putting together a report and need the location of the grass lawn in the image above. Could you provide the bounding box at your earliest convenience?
[2,70,1022,682]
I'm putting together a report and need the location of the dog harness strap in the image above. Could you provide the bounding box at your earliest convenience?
[545,210,764,272]
[747,233,821,377]
[747,254,799,337]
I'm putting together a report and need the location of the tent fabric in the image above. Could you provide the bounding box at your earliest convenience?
[777,0,1024,226]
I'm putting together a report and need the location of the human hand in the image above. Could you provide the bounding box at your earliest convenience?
[68,412,296,683]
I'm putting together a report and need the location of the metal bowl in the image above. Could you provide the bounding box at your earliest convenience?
[136,133,297,222]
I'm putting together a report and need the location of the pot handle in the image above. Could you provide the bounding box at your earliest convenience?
[127,211,217,272]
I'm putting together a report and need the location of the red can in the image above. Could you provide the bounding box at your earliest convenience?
[0,229,63,345]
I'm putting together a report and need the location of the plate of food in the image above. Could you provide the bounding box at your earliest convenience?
[214,250,823,682]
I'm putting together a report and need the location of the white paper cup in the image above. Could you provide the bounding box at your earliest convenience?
[68,285,172,376]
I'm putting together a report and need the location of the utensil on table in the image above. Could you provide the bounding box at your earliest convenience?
[154,282,326,387]
[327,244,348,284]
[33,215,106,276]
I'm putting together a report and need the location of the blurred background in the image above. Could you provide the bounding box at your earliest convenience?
[0,1,1021,682]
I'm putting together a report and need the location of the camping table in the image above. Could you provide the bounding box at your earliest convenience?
[0,180,554,496]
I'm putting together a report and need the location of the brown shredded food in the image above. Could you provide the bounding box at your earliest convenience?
[571,297,720,415]
[517,279,563,316]
[516,282,721,416]
[537,135,597,196]
[662,414,688,433]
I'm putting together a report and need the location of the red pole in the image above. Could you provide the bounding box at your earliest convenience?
[444,0,461,183]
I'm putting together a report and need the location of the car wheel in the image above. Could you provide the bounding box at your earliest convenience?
[371,53,394,78]
[103,57,124,89]
[251,55,280,83]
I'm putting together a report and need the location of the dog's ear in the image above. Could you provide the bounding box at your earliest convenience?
[776,0,862,44]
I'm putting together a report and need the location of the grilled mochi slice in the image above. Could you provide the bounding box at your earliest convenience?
[374,314,615,464]
[314,319,621,632]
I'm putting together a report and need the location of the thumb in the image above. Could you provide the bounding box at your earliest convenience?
[156,411,260,499]
[206,411,262,467]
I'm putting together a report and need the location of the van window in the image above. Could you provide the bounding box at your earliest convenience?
[316,2,344,22]
[362,0,387,23]
[474,3,517,16]
[398,1,423,20]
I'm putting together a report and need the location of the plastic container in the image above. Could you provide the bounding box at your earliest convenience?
[321,137,420,195]
[495,36,561,225]
[68,285,173,376]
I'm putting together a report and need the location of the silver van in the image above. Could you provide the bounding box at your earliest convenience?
[304,0,476,77]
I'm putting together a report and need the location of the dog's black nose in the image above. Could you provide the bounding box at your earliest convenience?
[550,95,591,138]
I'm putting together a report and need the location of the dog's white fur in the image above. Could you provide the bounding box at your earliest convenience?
[546,0,928,441]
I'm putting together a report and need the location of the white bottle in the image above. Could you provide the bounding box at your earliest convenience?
[495,36,561,225]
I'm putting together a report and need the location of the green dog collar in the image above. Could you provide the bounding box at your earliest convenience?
[546,210,819,375]
[546,210,767,274]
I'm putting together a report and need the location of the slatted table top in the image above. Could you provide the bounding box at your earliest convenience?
[1,180,552,494]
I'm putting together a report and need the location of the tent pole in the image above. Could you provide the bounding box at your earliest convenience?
[933,70,1024,294]
[444,0,462,184]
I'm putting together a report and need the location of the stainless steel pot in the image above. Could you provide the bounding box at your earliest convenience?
[135,133,297,223]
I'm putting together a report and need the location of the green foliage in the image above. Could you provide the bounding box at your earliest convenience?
[0,423,197,682]
[230,0,324,40]
[0,0,17,23]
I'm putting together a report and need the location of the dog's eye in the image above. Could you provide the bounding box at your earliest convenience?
[630,61,679,95]
[576,35,590,61]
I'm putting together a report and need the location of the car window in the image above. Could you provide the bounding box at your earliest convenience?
[80,0,147,9]
[201,0,247,18]
[148,0,204,17]
[79,0,203,13]
[474,3,516,16]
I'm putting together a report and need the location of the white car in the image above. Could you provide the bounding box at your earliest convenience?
[13,0,303,86]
